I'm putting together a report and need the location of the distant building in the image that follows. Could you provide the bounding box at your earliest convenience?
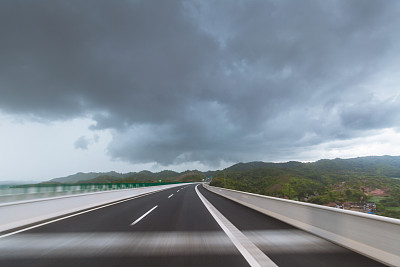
[338,201,376,213]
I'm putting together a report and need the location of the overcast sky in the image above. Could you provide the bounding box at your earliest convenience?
[1,0,400,181]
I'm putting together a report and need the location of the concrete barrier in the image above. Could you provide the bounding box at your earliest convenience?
[0,183,179,204]
[0,183,189,233]
[204,184,400,267]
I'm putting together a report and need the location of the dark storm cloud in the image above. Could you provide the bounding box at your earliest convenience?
[74,136,90,150]
[74,135,99,150]
[340,97,400,130]
[1,0,400,165]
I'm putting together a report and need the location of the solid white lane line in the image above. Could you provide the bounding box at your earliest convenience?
[130,206,158,226]
[168,194,174,198]
[0,192,159,239]
[195,185,277,267]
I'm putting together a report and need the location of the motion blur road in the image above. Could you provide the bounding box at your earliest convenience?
[0,183,386,266]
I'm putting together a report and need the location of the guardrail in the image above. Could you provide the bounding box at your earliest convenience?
[0,183,189,233]
[0,182,185,204]
[204,184,400,267]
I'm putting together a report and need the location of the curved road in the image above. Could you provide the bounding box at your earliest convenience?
[0,183,386,266]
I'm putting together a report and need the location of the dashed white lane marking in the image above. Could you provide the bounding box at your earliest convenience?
[168,194,174,199]
[0,191,159,239]
[195,185,277,267]
[130,205,158,226]
[177,190,180,192]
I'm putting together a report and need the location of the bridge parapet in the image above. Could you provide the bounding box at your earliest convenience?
[0,183,189,233]
[204,184,400,267]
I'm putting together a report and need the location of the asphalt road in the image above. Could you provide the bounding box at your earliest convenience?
[0,183,387,267]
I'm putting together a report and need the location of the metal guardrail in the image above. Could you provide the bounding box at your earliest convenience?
[0,183,186,204]
[0,183,190,233]
[204,184,400,267]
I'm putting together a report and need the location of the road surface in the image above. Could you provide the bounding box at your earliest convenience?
[0,183,386,266]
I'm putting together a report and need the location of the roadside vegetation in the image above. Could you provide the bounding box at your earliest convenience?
[210,156,400,219]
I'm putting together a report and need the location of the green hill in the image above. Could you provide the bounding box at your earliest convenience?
[47,170,205,184]
[49,171,126,183]
[211,156,400,219]
[36,155,400,219]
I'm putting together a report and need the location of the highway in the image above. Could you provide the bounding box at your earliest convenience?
[0,183,387,266]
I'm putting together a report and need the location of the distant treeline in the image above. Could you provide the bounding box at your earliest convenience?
[43,170,209,184]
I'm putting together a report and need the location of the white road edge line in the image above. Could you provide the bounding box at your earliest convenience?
[195,184,278,267]
[0,191,159,239]
[168,194,174,198]
[130,205,158,226]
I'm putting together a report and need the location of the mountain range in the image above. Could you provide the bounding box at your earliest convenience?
[24,155,400,219]
[46,155,400,184]
[47,170,210,184]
